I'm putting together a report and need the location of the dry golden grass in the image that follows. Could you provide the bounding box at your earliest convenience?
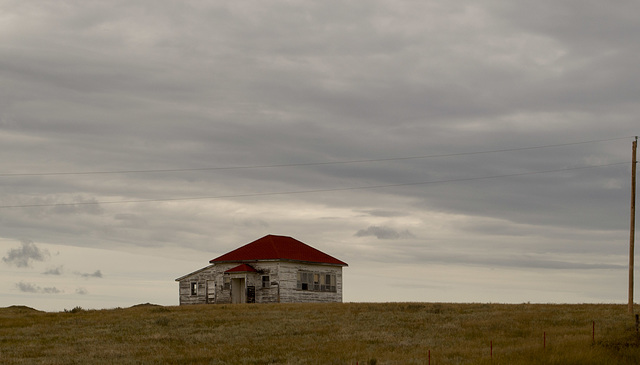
[1,302,639,364]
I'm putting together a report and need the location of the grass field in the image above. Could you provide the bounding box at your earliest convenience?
[1,302,640,364]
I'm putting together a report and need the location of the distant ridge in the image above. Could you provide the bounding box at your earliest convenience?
[2,305,41,313]
[130,303,162,308]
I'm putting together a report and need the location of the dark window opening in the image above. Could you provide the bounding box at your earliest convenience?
[190,282,198,296]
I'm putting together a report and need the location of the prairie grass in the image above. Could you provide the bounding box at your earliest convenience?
[1,303,639,364]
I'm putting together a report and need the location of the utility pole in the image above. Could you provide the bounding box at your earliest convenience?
[630,136,637,314]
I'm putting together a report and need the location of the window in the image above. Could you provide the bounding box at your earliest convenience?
[323,274,333,291]
[190,282,198,296]
[262,275,270,288]
[223,276,230,290]
[297,271,336,292]
[297,272,312,291]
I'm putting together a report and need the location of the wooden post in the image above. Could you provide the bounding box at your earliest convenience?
[630,137,637,314]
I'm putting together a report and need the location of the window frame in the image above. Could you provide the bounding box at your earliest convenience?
[297,271,336,292]
[190,282,198,296]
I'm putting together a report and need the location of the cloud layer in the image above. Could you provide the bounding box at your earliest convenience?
[0,0,638,309]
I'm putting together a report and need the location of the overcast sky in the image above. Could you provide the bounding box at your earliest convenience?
[1,0,639,311]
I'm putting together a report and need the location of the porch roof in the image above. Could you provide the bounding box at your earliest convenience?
[225,264,258,273]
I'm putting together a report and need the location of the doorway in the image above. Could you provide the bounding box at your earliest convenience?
[231,278,246,304]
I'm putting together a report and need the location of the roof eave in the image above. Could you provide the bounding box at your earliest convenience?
[174,264,215,281]
[210,258,348,267]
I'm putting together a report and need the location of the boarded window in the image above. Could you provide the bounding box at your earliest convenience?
[247,286,256,303]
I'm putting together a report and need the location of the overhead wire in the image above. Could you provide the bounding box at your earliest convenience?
[0,136,631,177]
[0,161,629,209]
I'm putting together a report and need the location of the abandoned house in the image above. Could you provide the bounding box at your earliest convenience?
[175,234,348,304]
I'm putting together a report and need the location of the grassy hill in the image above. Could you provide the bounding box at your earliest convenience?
[1,302,639,364]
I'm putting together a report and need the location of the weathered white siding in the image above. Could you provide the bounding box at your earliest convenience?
[177,266,217,305]
[277,262,343,303]
[210,262,280,304]
[177,260,343,305]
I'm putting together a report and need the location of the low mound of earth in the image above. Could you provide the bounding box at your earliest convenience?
[2,305,41,313]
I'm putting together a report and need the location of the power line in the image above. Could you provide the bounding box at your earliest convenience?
[0,161,628,209]
[0,136,631,177]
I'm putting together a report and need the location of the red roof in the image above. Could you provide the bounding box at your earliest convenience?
[210,235,348,266]
[225,264,258,273]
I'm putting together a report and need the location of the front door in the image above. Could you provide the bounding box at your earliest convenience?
[231,278,246,304]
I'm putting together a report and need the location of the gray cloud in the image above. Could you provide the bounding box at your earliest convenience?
[76,270,103,279]
[42,287,61,294]
[432,253,625,271]
[76,288,89,295]
[43,266,64,275]
[360,210,409,218]
[355,226,416,240]
[50,197,104,216]
[15,282,38,293]
[2,240,50,268]
[114,213,148,228]
[235,218,270,229]
[16,282,62,294]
